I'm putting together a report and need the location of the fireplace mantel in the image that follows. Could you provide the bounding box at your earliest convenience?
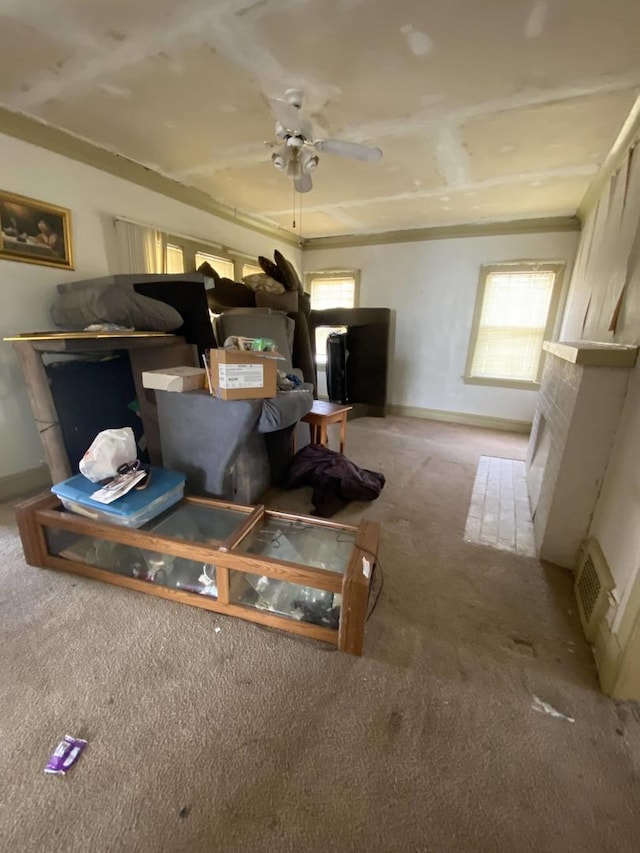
[526,340,638,568]
[542,340,638,368]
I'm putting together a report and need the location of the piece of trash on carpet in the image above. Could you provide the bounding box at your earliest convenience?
[531,695,575,723]
[44,735,88,775]
[214,627,221,633]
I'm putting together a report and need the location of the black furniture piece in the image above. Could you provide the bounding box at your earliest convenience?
[5,331,194,484]
[326,331,349,404]
[310,308,391,418]
[130,274,216,356]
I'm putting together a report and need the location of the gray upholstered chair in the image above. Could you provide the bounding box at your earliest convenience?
[213,308,297,374]
[156,309,313,504]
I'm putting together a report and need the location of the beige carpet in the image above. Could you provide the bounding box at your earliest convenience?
[2,416,640,853]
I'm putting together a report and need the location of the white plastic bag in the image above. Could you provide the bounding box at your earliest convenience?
[79,427,137,483]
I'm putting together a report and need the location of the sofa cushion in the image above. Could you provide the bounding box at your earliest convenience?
[258,255,285,283]
[196,261,220,284]
[255,289,299,313]
[214,309,295,371]
[242,273,285,294]
[206,277,256,311]
[50,283,183,331]
[274,250,303,292]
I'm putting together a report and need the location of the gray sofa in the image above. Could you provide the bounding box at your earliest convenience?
[157,308,314,504]
[50,275,314,503]
[156,387,312,504]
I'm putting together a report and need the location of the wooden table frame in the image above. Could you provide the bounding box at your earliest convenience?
[15,492,379,656]
[4,332,195,484]
[301,401,353,454]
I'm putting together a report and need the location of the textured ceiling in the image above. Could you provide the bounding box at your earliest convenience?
[1,0,639,238]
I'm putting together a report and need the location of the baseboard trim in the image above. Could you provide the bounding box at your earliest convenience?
[593,616,623,696]
[0,465,51,502]
[388,405,532,434]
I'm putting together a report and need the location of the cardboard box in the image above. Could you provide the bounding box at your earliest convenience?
[208,349,279,400]
[142,366,206,393]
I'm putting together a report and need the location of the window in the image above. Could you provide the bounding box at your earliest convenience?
[305,270,359,366]
[242,262,263,278]
[307,271,358,311]
[194,251,235,280]
[465,262,564,388]
[165,243,184,274]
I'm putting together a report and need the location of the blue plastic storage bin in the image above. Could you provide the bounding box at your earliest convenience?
[51,468,187,528]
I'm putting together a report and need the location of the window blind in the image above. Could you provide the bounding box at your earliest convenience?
[242,263,263,278]
[309,276,356,310]
[470,269,556,382]
[165,244,185,274]
[195,251,235,280]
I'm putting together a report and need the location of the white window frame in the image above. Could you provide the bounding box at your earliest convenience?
[304,269,360,311]
[464,261,565,390]
[194,250,236,280]
[304,269,360,369]
[163,231,260,283]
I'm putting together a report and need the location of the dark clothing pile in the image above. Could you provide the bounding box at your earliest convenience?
[286,444,385,518]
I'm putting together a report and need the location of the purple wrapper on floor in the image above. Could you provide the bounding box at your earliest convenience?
[44,735,87,775]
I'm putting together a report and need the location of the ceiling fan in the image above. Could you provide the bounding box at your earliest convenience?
[267,89,383,193]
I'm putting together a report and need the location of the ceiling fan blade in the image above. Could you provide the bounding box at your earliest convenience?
[314,139,383,162]
[294,172,313,193]
[269,98,305,134]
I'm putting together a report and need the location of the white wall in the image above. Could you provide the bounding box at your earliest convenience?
[0,132,300,480]
[559,143,640,618]
[304,230,579,423]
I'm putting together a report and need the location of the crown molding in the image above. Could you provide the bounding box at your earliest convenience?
[303,216,581,251]
[577,94,640,223]
[0,106,588,252]
[0,106,301,248]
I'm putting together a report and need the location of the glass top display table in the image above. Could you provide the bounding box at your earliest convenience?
[16,493,380,655]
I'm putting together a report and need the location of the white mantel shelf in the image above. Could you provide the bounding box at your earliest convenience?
[543,340,639,368]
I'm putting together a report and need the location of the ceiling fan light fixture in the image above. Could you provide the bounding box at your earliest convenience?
[302,153,319,173]
[268,88,384,193]
[287,157,301,179]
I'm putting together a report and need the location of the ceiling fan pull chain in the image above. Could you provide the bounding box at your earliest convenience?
[292,183,296,229]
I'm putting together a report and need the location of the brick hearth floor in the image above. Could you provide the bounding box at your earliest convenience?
[464,456,536,557]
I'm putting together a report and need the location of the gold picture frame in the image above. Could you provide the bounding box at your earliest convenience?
[0,190,73,269]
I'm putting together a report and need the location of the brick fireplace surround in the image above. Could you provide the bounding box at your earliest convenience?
[526,341,638,569]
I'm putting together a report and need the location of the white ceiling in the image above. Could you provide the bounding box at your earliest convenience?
[1,0,639,238]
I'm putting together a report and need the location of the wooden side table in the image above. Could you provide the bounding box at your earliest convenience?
[302,400,353,453]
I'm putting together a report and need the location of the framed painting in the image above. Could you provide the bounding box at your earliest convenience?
[0,190,73,269]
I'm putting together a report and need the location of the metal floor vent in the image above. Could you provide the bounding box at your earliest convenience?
[575,539,614,642]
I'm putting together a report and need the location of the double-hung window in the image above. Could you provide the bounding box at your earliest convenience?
[465,262,564,388]
[307,271,359,311]
[305,270,359,365]
[194,251,235,280]
[159,233,255,282]
[165,243,185,274]
[241,262,263,278]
